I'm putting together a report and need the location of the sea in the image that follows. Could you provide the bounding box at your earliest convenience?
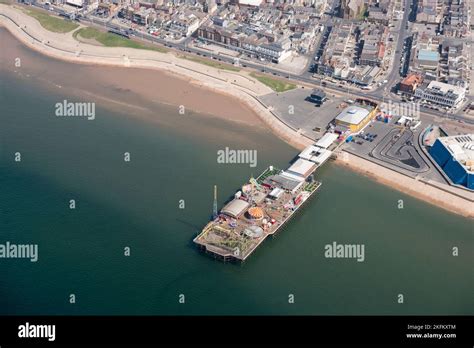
[0,28,472,315]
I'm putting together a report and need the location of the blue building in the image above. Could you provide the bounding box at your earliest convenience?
[429,135,474,190]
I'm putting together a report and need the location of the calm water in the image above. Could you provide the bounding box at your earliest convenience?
[0,30,472,315]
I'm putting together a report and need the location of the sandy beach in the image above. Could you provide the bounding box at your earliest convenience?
[1,3,472,218]
[0,3,313,150]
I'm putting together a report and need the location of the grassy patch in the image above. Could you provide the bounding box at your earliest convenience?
[22,8,79,33]
[250,73,296,92]
[182,55,240,72]
[73,27,167,53]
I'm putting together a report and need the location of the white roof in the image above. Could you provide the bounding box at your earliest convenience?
[66,0,84,6]
[427,81,466,96]
[312,149,332,165]
[269,187,284,198]
[299,145,324,161]
[299,145,332,164]
[221,199,249,218]
[286,159,317,178]
[238,0,263,5]
[438,134,474,172]
[280,171,306,183]
[336,106,370,125]
[315,133,339,149]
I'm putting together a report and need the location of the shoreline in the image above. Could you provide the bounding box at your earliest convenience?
[336,153,473,218]
[0,4,312,151]
[1,4,472,219]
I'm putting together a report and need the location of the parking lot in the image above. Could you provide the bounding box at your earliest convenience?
[344,117,447,182]
[259,87,345,140]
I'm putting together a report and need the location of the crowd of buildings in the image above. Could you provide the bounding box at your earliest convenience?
[429,134,474,190]
[196,1,327,62]
[397,0,471,110]
[315,0,393,86]
[47,0,329,61]
[39,0,471,110]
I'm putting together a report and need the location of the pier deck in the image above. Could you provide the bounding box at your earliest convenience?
[194,167,321,262]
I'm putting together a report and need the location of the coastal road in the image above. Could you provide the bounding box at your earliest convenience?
[373,0,413,96]
[17,2,473,124]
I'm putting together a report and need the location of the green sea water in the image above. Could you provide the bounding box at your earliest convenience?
[0,29,472,315]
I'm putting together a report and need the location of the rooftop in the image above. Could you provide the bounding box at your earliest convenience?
[426,81,466,97]
[418,49,440,62]
[286,159,317,178]
[438,134,474,172]
[335,105,371,125]
[401,73,424,86]
[221,199,249,218]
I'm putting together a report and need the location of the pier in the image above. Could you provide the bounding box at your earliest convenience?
[194,132,340,262]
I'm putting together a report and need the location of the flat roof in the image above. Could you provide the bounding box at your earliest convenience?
[264,174,303,191]
[438,134,474,172]
[238,0,263,6]
[281,171,306,183]
[311,88,326,98]
[269,187,284,198]
[426,81,466,96]
[315,133,339,149]
[299,145,324,161]
[286,159,317,178]
[418,49,439,61]
[335,106,371,125]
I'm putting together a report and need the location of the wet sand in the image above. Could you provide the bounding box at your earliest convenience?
[1,10,472,218]
[0,27,264,129]
[0,3,312,150]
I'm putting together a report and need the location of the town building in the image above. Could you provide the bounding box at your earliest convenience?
[196,4,320,63]
[367,2,390,25]
[415,80,466,108]
[399,73,424,94]
[334,104,377,133]
[308,88,327,105]
[429,134,474,190]
[416,0,444,24]
[359,23,387,67]
[410,33,441,80]
[439,41,469,88]
[340,0,366,19]
[317,23,356,78]
[443,0,470,38]
[168,9,205,38]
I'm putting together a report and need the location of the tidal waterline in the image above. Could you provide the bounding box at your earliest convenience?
[0,29,472,315]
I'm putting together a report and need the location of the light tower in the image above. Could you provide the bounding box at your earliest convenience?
[212,185,218,220]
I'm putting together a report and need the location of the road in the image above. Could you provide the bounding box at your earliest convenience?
[22,1,473,124]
